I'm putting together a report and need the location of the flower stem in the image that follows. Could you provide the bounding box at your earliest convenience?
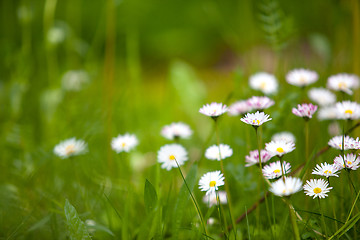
[304,120,309,177]
[174,159,208,238]
[215,120,237,238]
[318,198,328,237]
[216,191,228,238]
[287,201,301,240]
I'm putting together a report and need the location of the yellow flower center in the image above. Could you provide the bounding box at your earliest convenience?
[209,181,216,187]
[273,169,281,174]
[122,142,126,147]
[345,109,353,114]
[169,155,175,160]
[324,170,332,174]
[65,145,75,155]
[276,147,284,153]
[347,161,352,165]
[299,77,306,83]
[252,119,260,125]
[338,82,347,88]
[313,187,322,194]
[260,82,266,89]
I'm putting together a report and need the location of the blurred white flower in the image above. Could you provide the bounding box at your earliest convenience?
[54,138,87,159]
[271,132,296,143]
[111,133,139,153]
[317,106,338,120]
[265,140,295,157]
[157,144,188,171]
[270,177,302,197]
[202,191,227,207]
[286,69,318,87]
[327,73,360,95]
[249,72,278,95]
[292,103,318,119]
[308,88,336,106]
[205,144,233,161]
[335,101,360,120]
[245,149,273,167]
[247,96,275,110]
[62,70,90,92]
[199,102,228,118]
[47,26,66,45]
[228,100,252,116]
[161,122,192,140]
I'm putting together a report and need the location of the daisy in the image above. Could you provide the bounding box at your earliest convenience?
[249,72,278,95]
[317,106,338,121]
[205,144,233,161]
[199,170,225,196]
[328,135,359,150]
[262,161,291,179]
[335,101,360,120]
[202,191,227,207]
[286,69,318,87]
[241,111,272,127]
[62,70,90,92]
[292,103,318,119]
[265,140,295,157]
[199,102,228,118]
[271,131,296,143]
[157,144,188,171]
[303,179,332,199]
[327,73,360,95]
[228,100,252,116]
[334,153,360,170]
[270,177,302,197]
[54,138,87,159]
[247,96,275,110]
[161,122,193,140]
[245,149,273,167]
[308,88,336,106]
[312,162,340,178]
[111,133,139,153]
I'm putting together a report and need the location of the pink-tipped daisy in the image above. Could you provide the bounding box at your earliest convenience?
[228,100,252,116]
[265,140,295,157]
[328,135,359,150]
[286,69,318,87]
[303,179,332,199]
[292,103,318,119]
[262,161,291,179]
[249,72,278,95]
[334,153,360,170]
[327,73,360,95]
[312,162,340,178]
[247,96,275,110]
[270,177,302,197]
[245,149,273,167]
[241,111,272,127]
[199,102,228,118]
[199,171,225,196]
[161,122,193,140]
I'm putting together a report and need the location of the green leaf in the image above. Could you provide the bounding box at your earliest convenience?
[144,179,158,213]
[64,199,92,240]
[328,212,360,240]
[172,164,198,237]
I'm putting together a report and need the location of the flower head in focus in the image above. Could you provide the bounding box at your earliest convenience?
[286,69,318,87]
[334,153,360,170]
[111,133,139,153]
[262,161,291,179]
[312,162,340,178]
[54,138,88,159]
[328,135,359,150]
[303,179,332,199]
[199,102,228,119]
[292,103,318,119]
[157,144,188,171]
[161,122,192,140]
[265,140,295,157]
[241,111,272,127]
[199,171,225,196]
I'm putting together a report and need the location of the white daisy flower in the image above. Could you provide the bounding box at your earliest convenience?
[265,140,295,157]
[205,144,233,161]
[312,162,340,178]
[199,102,228,118]
[54,138,87,159]
[202,191,227,207]
[327,73,360,95]
[249,72,278,95]
[286,69,318,87]
[308,88,336,106]
[271,132,296,143]
[328,135,359,150]
[161,122,193,140]
[270,177,302,197]
[228,100,252,116]
[334,153,360,170]
[111,133,139,153]
[317,106,338,121]
[247,96,275,110]
[199,170,225,196]
[303,179,332,199]
[157,144,188,171]
[245,149,273,167]
[292,103,318,119]
[241,111,272,127]
[335,101,360,120]
[262,161,291,179]
[62,70,90,92]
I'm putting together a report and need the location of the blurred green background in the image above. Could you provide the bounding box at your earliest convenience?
[1,0,360,239]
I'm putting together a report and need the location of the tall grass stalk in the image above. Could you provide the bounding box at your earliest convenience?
[318,198,328,237]
[287,201,301,240]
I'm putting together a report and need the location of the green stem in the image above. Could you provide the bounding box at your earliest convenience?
[318,198,328,237]
[174,159,208,238]
[215,120,237,238]
[216,191,228,238]
[304,120,309,177]
[287,201,301,240]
